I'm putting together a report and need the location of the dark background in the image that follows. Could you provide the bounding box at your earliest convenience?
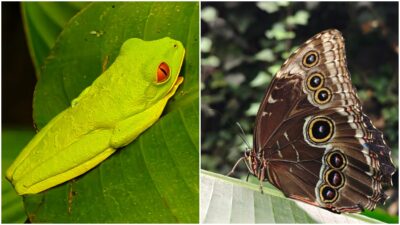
[201,1,398,217]
[2,2,36,127]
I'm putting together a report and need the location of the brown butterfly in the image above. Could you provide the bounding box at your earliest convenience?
[241,29,395,213]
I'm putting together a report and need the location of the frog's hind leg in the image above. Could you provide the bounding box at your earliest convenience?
[14,129,116,195]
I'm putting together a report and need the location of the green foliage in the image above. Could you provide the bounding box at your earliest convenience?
[15,2,199,222]
[21,2,89,77]
[2,128,35,223]
[201,2,398,222]
[2,3,86,222]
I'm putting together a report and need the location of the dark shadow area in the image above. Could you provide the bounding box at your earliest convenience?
[2,2,36,127]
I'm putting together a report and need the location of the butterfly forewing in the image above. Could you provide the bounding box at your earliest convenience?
[253,29,395,213]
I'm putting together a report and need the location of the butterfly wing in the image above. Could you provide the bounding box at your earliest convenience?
[253,29,395,213]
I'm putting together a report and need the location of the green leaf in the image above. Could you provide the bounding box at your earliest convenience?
[267,64,281,75]
[201,37,212,53]
[286,10,310,26]
[202,55,220,67]
[266,23,295,40]
[201,6,218,23]
[23,2,199,222]
[200,170,384,223]
[254,49,275,62]
[363,208,399,224]
[250,71,272,87]
[257,2,280,13]
[257,2,290,14]
[21,2,89,77]
[245,103,260,116]
[2,128,36,223]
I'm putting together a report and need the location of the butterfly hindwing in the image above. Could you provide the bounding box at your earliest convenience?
[252,29,395,213]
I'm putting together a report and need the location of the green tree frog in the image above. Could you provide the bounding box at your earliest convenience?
[6,37,185,195]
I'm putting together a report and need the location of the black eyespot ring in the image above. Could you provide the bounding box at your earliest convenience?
[314,87,332,104]
[307,117,334,144]
[302,51,319,68]
[319,184,338,203]
[324,169,345,189]
[326,150,347,170]
[306,73,324,91]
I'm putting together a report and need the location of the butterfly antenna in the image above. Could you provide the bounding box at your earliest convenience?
[235,122,251,150]
[205,109,251,151]
[206,110,253,177]
[226,157,245,176]
[227,123,254,177]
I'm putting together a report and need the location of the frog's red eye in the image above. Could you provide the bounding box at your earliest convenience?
[157,62,170,83]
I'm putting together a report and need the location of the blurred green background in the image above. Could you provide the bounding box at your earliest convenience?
[2,2,87,222]
[201,1,398,222]
[2,3,39,222]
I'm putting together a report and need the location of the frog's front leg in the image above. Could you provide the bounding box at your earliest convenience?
[110,97,170,148]
[110,76,183,148]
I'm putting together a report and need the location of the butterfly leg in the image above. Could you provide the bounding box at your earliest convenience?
[258,159,268,194]
[226,156,245,176]
[259,180,264,194]
[246,172,250,181]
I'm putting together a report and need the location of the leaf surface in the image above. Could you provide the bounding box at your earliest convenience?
[2,129,35,223]
[24,2,199,222]
[22,2,88,77]
[201,170,383,224]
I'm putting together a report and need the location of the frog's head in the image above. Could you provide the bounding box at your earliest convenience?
[118,37,185,106]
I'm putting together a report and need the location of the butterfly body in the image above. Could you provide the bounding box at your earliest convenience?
[250,29,395,213]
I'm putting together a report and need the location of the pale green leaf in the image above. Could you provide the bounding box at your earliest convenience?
[201,170,384,224]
